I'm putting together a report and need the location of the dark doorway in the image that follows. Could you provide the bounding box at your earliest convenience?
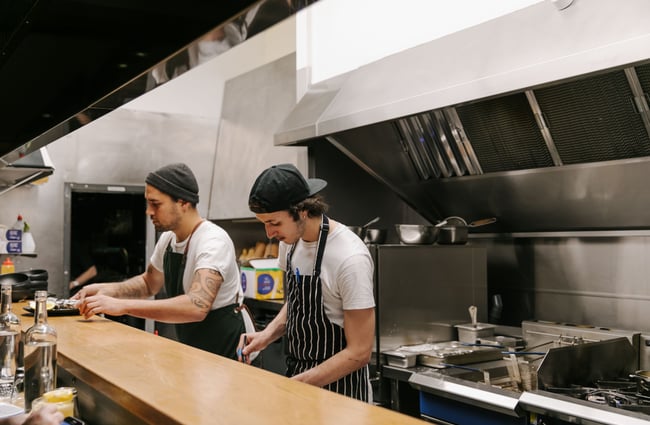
[65,183,148,329]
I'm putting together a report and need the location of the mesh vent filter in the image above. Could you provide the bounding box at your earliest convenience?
[534,70,650,164]
[456,93,552,173]
[635,63,650,109]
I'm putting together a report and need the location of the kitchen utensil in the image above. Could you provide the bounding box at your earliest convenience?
[383,350,417,368]
[395,224,437,244]
[362,216,380,229]
[455,305,496,343]
[349,217,381,240]
[364,228,387,244]
[469,305,477,326]
[436,216,497,245]
[0,273,34,301]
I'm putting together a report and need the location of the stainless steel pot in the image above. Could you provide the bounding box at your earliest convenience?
[364,228,387,244]
[348,216,381,241]
[437,217,497,245]
[396,224,437,244]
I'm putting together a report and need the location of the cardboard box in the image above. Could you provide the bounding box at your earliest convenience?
[241,258,284,300]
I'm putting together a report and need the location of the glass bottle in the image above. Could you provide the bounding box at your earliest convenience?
[0,283,20,401]
[24,290,57,411]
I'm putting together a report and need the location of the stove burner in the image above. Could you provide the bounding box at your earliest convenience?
[546,379,650,415]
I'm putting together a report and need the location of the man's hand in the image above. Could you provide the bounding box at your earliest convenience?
[78,294,125,319]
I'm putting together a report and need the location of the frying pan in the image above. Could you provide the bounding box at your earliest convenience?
[0,273,31,301]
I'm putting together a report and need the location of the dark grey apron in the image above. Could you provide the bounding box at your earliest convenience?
[163,221,244,359]
[285,215,369,402]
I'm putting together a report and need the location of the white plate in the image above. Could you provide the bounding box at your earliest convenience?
[0,402,23,418]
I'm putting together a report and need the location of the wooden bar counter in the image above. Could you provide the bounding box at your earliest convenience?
[17,303,428,425]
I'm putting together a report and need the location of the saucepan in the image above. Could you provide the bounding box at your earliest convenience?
[364,228,387,244]
[348,217,381,240]
[437,216,497,245]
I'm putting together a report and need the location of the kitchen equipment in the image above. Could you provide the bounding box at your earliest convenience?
[383,350,417,368]
[0,273,31,301]
[412,341,503,367]
[371,244,487,356]
[395,224,438,244]
[455,306,496,343]
[437,216,497,245]
[349,216,381,240]
[2,271,47,302]
[364,228,387,244]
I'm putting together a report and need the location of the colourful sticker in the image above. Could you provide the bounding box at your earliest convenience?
[257,273,275,295]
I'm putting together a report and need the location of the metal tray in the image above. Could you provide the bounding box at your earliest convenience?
[415,341,503,367]
[23,306,79,316]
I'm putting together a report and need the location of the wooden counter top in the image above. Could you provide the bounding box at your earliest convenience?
[17,303,428,425]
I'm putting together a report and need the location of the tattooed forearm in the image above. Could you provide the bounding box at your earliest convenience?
[188,269,222,311]
[112,270,152,298]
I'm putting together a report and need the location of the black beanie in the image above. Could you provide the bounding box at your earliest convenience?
[145,163,199,204]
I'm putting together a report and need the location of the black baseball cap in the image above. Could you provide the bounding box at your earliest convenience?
[248,163,327,213]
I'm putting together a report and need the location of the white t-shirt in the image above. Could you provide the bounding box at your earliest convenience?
[278,222,375,327]
[150,221,242,310]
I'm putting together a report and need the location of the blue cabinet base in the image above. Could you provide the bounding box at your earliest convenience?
[420,392,527,425]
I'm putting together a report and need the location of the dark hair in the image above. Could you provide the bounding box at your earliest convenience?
[168,195,197,209]
[287,195,328,221]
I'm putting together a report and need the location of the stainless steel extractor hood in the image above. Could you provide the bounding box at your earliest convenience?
[0,0,278,164]
[276,0,650,233]
[0,148,55,196]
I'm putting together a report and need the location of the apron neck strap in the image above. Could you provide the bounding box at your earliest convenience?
[288,215,330,278]
[183,219,205,256]
[176,219,205,268]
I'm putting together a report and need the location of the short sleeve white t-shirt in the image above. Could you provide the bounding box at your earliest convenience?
[150,221,242,310]
[278,222,375,327]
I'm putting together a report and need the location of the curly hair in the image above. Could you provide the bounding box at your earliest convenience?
[287,195,329,221]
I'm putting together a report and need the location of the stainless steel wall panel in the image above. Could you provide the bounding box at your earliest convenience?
[376,245,487,352]
[476,236,650,332]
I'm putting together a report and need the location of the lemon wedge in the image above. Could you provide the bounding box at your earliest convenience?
[42,387,75,403]
[28,300,56,310]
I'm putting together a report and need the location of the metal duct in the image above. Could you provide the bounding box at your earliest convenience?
[276,0,650,232]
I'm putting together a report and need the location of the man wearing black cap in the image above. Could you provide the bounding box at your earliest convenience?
[74,163,245,359]
[240,163,376,402]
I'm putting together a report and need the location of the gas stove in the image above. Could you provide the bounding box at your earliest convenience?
[546,379,650,415]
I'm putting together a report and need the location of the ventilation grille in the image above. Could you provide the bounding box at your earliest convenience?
[455,92,553,173]
[535,70,650,164]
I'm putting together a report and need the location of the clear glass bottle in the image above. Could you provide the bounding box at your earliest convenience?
[0,283,20,401]
[24,290,57,411]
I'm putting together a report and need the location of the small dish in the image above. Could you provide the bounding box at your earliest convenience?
[0,402,23,418]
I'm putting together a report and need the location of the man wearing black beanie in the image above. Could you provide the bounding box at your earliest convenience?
[74,163,247,359]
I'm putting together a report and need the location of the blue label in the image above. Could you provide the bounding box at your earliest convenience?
[257,273,275,295]
[4,241,21,253]
[5,229,21,241]
[241,272,247,292]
